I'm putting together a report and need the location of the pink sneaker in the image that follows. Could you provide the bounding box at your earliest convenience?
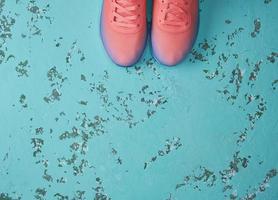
[151,0,199,66]
[101,0,147,67]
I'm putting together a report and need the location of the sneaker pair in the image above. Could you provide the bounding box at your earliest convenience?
[101,0,198,66]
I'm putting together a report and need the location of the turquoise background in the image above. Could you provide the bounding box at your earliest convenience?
[0,0,278,199]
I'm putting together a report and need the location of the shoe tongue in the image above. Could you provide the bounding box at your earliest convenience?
[116,0,137,9]
[164,2,187,23]
[116,9,130,18]
[115,0,138,21]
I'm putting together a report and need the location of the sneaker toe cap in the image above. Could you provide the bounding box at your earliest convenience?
[101,26,146,66]
[152,30,196,66]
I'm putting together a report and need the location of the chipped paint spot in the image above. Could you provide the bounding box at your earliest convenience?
[251,19,261,38]
[144,137,182,169]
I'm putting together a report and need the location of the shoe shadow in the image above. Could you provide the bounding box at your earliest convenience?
[147,0,153,23]
[139,0,153,65]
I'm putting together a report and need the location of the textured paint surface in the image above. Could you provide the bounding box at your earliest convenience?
[0,0,278,199]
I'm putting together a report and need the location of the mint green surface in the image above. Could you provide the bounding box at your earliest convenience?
[0,0,277,199]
